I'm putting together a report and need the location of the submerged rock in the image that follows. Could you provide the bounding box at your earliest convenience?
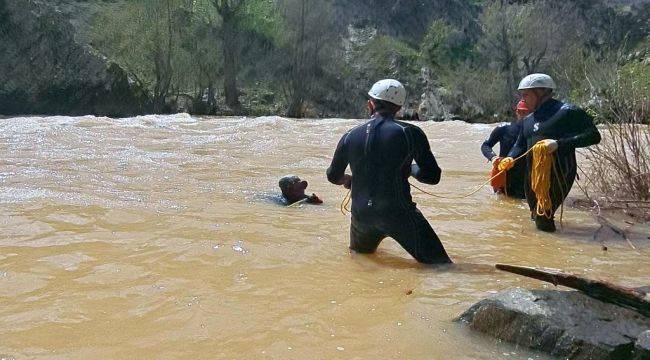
[456,288,650,359]
[0,0,150,116]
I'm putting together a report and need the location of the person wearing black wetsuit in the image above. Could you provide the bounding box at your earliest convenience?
[481,100,530,199]
[505,74,601,232]
[327,79,452,264]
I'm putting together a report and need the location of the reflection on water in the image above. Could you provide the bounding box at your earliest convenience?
[0,115,647,359]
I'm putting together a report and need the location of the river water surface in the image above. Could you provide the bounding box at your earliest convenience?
[0,115,648,359]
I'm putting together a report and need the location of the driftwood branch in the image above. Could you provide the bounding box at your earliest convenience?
[496,264,650,317]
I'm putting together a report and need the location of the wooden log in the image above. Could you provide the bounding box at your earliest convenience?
[496,264,650,318]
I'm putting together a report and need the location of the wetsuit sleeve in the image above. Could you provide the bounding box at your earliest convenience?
[411,127,442,185]
[481,126,503,161]
[557,109,601,149]
[326,133,349,185]
[507,125,526,158]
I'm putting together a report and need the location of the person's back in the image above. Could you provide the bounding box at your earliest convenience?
[327,79,451,264]
[340,114,439,215]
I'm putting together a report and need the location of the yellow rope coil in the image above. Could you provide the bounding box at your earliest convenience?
[531,142,555,219]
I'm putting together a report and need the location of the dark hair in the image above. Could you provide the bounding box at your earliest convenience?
[279,175,301,191]
[372,99,402,114]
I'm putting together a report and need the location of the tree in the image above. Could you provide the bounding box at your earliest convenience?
[478,0,588,98]
[91,0,184,113]
[212,0,246,111]
[477,0,525,106]
[519,1,584,74]
[92,0,225,114]
[174,1,222,113]
[277,0,339,118]
[420,19,473,73]
[151,0,175,112]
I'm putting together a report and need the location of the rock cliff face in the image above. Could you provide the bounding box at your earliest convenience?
[332,0,479,45]
[0,0,150,116]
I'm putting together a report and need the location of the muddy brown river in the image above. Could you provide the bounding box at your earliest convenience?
[0,115,648,359]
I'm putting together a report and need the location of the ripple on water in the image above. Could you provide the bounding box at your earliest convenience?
[232,240,248,254]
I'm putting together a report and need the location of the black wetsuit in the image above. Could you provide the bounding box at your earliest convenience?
[508,99,601,229]
[481,122,526,199]
[327,112,451,264]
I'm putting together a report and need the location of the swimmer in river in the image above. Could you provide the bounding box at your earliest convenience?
[326,79,453,264]
[279,175,323,206]
[480,100,531,199]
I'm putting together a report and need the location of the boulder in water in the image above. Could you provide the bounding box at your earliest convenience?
[456,287,650,359]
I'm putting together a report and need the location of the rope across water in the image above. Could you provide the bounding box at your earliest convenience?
[340,141,562,221]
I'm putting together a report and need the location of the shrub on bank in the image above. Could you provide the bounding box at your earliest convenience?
[576,59,649,218]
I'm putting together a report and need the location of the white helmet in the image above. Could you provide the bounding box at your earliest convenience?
[368,79,406,107]
[518,73,556,90]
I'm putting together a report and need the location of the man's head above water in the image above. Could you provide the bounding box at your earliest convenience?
[279,175,306,200]
[278,175,323,205]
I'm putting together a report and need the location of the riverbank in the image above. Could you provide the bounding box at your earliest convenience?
[0,0,149,117]
[2,0,647,122]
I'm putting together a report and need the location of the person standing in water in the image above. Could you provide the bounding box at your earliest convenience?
[500,74,601,232]
[326,79,452,264]
[480,100,531,199]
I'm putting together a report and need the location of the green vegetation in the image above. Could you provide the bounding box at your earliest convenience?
[88,0,649,121]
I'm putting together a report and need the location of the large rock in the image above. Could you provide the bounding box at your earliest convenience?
[0,0,150,116]
[456,288,650,359]
[634,330,650,360]
[417,67,452,122]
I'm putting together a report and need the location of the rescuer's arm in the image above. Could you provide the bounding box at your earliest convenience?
[481,126,504,161]
[411,127,442,185]
[557,109,602,149]
[327,133,352,188]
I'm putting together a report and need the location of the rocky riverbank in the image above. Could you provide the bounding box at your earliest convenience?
[0,0,150,116]
[456,287,650,359]
[1,0,647,119]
